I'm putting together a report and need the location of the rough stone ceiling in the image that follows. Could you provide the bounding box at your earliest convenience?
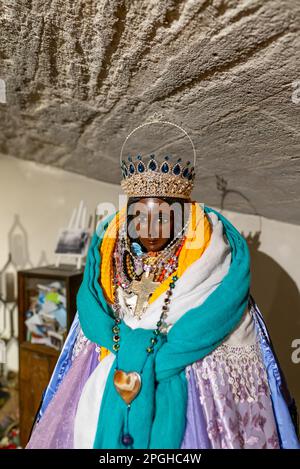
[0,0,300,224]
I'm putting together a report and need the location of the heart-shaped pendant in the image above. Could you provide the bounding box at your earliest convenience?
[113,370,142,405]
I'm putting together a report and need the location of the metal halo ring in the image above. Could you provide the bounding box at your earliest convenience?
[119,120,197,169]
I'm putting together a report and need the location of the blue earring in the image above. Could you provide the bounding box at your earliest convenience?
[131,242,144,257]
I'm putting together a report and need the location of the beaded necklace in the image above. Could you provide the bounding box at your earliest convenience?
[107,214,189,447]
[114,212,190,289]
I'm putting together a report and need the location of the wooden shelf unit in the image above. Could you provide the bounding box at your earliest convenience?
[17,264,83,447]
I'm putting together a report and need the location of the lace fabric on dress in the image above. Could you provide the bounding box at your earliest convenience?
[71,327,91,362]
[181,304,280,449]
[192,340,269,404]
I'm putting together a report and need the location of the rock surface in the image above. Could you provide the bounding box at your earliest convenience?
[0,0,300,224]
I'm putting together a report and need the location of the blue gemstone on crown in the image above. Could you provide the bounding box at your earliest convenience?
[148,159,157,171]
[161,162,169,173]
[129,163,135,174]
[137,161,145,173]
[182,167,190,178]
[173,163,181,175]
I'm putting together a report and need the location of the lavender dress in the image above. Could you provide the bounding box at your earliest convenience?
[26,296,299,449]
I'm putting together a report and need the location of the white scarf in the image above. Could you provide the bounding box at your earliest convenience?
[119,211,232,330]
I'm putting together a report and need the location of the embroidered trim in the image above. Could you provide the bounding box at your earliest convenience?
[189,339,270,404]
[71,327,90,361]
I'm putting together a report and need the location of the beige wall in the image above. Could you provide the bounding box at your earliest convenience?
[0,154,299,410]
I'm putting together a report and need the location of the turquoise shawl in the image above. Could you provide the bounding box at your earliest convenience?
[76,205,251,448]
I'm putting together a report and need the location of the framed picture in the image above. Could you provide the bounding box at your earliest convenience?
[54,228,89,256]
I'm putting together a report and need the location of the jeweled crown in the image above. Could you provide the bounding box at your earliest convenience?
[120,153,195,199]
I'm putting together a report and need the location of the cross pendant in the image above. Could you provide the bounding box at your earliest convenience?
[129,271,159,320]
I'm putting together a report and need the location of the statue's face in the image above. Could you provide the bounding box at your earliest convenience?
[127,197,189,252]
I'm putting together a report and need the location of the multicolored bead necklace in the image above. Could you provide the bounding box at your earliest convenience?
[113,213,189,291]
[111,264,179,447]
